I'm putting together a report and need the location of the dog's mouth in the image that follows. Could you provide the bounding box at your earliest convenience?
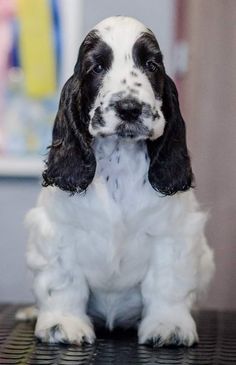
[115,122,150,139]
[91,120,152,140]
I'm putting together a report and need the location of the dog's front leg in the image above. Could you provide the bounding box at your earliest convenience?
[33,265,95,345]
[139,238,199,347]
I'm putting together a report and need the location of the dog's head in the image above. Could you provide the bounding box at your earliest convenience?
[43,16,193,195]
[86,18,166,141]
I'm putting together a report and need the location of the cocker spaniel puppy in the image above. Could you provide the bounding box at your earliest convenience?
[25,16,214,347]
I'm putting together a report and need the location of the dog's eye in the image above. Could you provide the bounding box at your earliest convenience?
[145,60,158,72]
[93,64,104,74]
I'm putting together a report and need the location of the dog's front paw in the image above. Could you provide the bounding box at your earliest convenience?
[138,312,198,347]
[35,311,95,345]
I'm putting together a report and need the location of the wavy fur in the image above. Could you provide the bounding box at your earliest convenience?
[26,16,214,347]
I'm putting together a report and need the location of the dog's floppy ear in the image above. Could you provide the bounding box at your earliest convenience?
[42,75,96,193]
[147,75,194,195]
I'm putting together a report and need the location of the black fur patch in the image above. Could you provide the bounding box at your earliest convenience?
[132,32,164,98]
[147,76,194,195]
[43,30,114,193]
[130,70,138,77]
[128,87,139,95]
[132,32,193,195]
[115,179,119,189]
[91,106,106,129]
[142,103,154,119]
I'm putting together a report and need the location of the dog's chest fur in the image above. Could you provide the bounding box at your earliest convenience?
[80,137,155,287]
[93,136,149,204]
[79,137,157,326]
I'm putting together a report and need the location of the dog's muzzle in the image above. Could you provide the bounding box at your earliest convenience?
[113,98,149,138]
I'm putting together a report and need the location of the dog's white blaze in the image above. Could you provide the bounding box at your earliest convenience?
[95,16,148,52]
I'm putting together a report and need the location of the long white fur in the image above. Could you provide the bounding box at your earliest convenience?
[25,17,215,346]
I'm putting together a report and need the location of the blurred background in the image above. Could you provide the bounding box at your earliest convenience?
[0,0,235,310]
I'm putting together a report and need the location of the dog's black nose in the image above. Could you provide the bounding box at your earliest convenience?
[115,98,142,122]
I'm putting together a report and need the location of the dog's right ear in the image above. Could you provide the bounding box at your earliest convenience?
[147,75,194,195]
[42,75,96,193]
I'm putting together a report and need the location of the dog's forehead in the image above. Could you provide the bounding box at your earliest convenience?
[93,16,149,51]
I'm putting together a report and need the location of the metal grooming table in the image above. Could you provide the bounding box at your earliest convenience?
[0,304,235,364]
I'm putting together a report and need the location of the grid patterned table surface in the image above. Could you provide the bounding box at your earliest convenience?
[0,304,236,365]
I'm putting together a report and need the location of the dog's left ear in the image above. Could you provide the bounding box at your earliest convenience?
[147,75,194,195]
[42,75,96,194]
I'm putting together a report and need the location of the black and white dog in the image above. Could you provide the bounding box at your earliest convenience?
[24,16,214,347]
